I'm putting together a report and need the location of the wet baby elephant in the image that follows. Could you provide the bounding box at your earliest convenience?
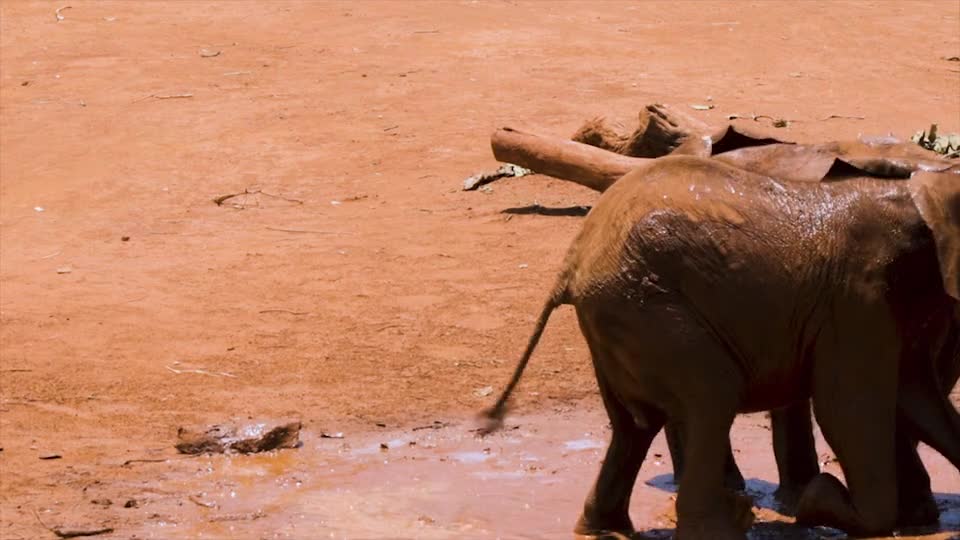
[480,156,960,540]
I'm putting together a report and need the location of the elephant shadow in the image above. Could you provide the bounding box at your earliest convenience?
[621,523,837,540]
[501,204,591,217]
[643,473,960,537]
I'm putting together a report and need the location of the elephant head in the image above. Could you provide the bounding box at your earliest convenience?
[909,169,960,300]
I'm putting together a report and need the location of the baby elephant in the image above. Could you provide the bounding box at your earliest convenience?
[482,156,960,540]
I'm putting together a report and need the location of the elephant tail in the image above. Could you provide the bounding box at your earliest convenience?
[478,281,568,435]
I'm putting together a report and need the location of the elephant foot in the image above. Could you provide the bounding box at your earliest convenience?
[897,492,940,528]
[796,473,896,536]
[674,491,753,540]
[772,481,807,514]
[796,473,850,529]
[574,512,635,540]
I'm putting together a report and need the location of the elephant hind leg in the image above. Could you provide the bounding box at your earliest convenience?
[665,420,746,492]
[575,339,664,537]
[675,387,753,540]
[770,403,819,508]
[893,426,939,527]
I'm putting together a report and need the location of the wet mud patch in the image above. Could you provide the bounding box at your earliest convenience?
[19,410,955,540]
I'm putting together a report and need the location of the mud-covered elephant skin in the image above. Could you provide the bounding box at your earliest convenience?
[481,156,960,540]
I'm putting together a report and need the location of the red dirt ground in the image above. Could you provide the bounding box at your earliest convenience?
[2,2,959,539]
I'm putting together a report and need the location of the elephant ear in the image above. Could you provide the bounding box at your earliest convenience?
[909,171,960,300]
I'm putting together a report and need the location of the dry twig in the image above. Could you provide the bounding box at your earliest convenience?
[133,93,194,103]
[33,509,113,539]
[726,113,795,127]
[819,114,865,121]
[120,458,168,466]
[412,421,450,431]
[213,188,303,207]
[264,227,345,235]
[165,365,237,378]
[188,495,217,508]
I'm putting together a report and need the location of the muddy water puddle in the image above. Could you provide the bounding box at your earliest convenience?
[92,411,960,539]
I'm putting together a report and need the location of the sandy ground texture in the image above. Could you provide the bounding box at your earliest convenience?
[1,1,959,539]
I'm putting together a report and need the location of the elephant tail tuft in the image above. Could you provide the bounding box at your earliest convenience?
[477,281,568,435]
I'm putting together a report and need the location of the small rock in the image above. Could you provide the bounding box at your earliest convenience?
[121,236,130,242]
[199,48,221,58]
[176,421,301,455]
[379,443,389,451]
[124,499,138,508]
[474,386,494,397]
[34,206,44,212]
[56,266,72,274]
[39,453,62,460]
[90,499,112,507]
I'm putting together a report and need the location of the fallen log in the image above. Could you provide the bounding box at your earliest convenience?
[491,127,648,192]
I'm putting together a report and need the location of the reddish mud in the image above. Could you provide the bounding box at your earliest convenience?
[1,2,959,539]
[11,410,960,540]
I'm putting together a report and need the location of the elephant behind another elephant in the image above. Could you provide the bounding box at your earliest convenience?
[480,156,960,540]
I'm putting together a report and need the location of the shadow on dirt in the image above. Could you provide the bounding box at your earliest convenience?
[644,473,960,538]
[502,204,591,217]
[611,523,841,540]
[645,474,794,512]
